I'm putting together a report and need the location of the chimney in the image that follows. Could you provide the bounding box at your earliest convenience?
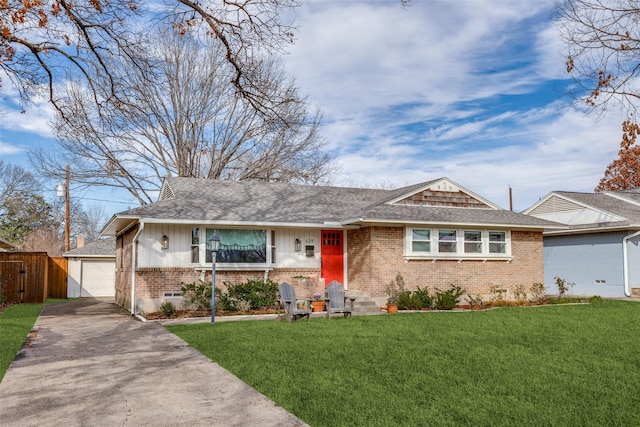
[76,235,85,248]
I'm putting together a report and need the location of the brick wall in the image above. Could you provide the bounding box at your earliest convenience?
[115,223,544,312]
[114,237,323,312]
[347,226,544,301]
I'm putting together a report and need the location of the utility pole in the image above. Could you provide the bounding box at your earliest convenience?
[64,164,70,252]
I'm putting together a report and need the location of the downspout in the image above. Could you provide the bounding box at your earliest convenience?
[622,230,640,297]
[131,221,145,315]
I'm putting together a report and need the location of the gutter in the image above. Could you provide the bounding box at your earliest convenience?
[622,230,640,297]
[130,221,145,315]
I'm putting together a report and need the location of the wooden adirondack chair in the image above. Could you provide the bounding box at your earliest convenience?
[278,282,311,322]
[325,280,355,319]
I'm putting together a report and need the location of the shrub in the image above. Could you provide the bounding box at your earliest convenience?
[467,294,483,309]
[181,280,212,310]
[397,290,423,310]
[513,284,527,302]
[434,285,465,310]
[554,275,574,298]
[216,288,236,311]
[225,279,279,310]
[386,273,404,304]
[159,300,176,316]
[530,282,546,303]
[489,285,506,302]
[413,286,433,308]
[488,299,515,308]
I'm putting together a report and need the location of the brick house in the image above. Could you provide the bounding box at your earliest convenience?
[101,177,562,314]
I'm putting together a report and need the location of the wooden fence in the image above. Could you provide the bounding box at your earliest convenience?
[0,253,68,303]
[48,257,68,299]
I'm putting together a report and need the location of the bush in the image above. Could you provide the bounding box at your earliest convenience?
[225,279,279,310]
[397,290,423,310]
[554,275,574,298]
[386,273,404,304]
[413,286,433,308]
[467,294,483,309]
[513,284,527,302]
[181,280,212,310]
[489,285,506,302]
[434,285,465,310]
[530,282,547,303]
[159,300,176,316]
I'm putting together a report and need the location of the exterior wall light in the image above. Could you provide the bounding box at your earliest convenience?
[295,238,301,252]
[162,235,169,250]
[209,234,221,324]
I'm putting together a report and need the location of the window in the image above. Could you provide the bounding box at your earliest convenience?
[191,228,200,263]
[412,229,431,252]
[407,228,510,258]
[489,231,506,254]
[464,231,482,253]
[438,230,457,253]
[206,228,267,263]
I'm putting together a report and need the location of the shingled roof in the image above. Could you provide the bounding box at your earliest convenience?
[524,188,640,233]
[63,237,116,257]
[101,177,561,235]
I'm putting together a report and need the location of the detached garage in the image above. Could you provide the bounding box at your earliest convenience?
[64,237,116,298]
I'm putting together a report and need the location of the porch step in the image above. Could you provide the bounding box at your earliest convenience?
[632,288,640,297]
[345,290,383,314]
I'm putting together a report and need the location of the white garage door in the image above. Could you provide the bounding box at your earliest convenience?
[81,260,115,297]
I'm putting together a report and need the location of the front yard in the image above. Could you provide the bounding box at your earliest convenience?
[167,300,640,426]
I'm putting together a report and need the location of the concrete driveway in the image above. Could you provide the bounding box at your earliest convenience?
[0,298,308,426]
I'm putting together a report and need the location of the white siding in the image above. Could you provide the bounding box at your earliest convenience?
[138,224,322,269]
[275,228,320,268]
[138,224,194,267]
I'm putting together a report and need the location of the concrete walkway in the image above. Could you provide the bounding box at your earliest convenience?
[0,298,308,427]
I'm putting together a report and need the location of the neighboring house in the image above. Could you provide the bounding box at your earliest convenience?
[524,189,640,298]
[101,177,562,314]
[63,237,116,298]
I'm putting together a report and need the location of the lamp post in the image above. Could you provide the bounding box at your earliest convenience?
[209,234,220,324]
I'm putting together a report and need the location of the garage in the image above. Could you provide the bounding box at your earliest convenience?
[75,260,116,297]
[64,238,116,298]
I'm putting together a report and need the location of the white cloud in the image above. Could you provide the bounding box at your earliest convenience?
[287,0,555,117]
[332,106,622,210]
[0,140,25,155]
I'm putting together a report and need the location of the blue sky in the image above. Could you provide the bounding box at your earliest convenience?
[0,0,625,216]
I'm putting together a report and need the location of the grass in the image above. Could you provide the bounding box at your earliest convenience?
[0,303,43,382]
[167,300,640,426]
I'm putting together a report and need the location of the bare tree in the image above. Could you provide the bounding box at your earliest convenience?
[1,1,300,118]
[75,204,108,243]
[558,0,640,117]
[30,26,333,204]
[0,160,40,202]
[19,228,64,256]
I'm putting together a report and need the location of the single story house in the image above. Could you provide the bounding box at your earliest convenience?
[523,188,640,297]
[63,237,116,298]
[101,177,563,314]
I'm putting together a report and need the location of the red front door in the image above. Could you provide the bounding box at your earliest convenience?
[321,230,344,286]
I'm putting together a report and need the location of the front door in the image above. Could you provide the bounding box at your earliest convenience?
[321,230,344,286]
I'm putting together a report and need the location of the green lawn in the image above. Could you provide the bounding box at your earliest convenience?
[167,300,640,426]
[0,303,43,382]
